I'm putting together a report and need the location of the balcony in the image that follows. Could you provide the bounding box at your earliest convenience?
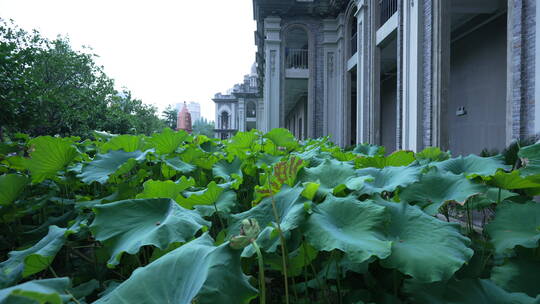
[285,48,309,78]
[379,0,398,28]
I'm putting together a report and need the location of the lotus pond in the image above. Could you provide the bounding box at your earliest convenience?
[0,128,539,303]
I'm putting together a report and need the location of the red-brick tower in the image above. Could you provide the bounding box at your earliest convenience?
[177,102,192,133]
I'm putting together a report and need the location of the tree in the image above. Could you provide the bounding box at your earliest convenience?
[192,118,215,138]
[0,19,165,139]
[162,105,178,129]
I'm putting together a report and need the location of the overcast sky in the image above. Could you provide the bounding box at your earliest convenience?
[0,0,257,121]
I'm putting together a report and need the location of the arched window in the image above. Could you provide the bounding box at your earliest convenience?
[220,112,229,129]
[350,14,358,55]
[246,101,256,118]
[285,27,309,69]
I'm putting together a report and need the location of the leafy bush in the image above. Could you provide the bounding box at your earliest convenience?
[0,128,539,303]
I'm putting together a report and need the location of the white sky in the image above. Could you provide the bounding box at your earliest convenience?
[0,0,257,121]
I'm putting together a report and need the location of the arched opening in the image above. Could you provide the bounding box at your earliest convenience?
[246,101,256,118]
[285,28,308,70]
[219,111,229,130]
[350,14,358,57]
[283,25,311,139]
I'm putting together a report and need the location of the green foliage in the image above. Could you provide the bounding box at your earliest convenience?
[1,129,540,303]
[0,19,165,139]
[192,118,216,138]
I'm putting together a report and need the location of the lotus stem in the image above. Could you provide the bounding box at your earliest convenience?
[252,240,266,304]
[266,170,290,304]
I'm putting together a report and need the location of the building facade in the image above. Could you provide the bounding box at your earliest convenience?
[213,65,263,139]
[253,0,539,155]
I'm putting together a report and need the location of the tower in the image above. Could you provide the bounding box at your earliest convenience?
[177,102,192,133]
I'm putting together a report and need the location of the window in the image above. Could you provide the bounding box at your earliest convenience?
[246,101,256,118]
[220,112,229,129]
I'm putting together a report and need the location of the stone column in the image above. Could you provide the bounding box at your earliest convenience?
[257,98,264,130]
[401,0,424,151]
[356,0,371,144]
[534,2,540,136]
[322,18,341,144]
[431,0,450,149]
[263,17,282,132]
[238,98,245,132]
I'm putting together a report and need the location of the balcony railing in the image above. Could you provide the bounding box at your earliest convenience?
[379,0,398,28]
[285,48,308,69]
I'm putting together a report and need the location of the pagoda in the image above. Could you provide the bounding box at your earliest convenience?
[177,102,192,133]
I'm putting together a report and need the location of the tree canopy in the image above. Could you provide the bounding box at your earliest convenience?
[0,19,165,140]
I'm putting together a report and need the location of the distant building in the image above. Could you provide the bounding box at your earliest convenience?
[176,102,201,123]
[213,64,262,140]
[177,102,192,133]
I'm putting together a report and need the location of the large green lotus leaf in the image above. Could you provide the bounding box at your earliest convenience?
[78,149,152,184]
[90,198,210,267]
[135,177,195,201]
[400,170,487,215]
[415,147,450,164]
[228,186,307,253]
[292,147,332,167]
[465,187,519,210]
[485,201,540,255]
[266,242,318,277]
[180,146,219,170]
[213,157,242,181]
[255,156,307,202]
[25,136,78,183]
[194,190,237,217]
[403,278,538,304]
[518,142,540,176]
[303,196,391,263]
[491,250,540,297]
[177,181,224,209]
[263,128,298,150]
[212,157,243,189]
[432,154,510,178]
[0,278,70,304]
[148,128,190,154]
[356,151,416,169]
[229,130,259,149]
[352,143,385,156]
[377,200,473,283]
[0,174,28,206]
[349,165,421,194]
[0,226,66,288]
[298,158,356,196]
[94,234,257,304]
[226,130,260,157]
[162,156,196,174]
[487,170,540,190]
[99,134,144,153]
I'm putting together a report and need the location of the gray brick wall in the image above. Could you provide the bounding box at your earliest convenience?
[510,0,536,141]
[422,0,433,148]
